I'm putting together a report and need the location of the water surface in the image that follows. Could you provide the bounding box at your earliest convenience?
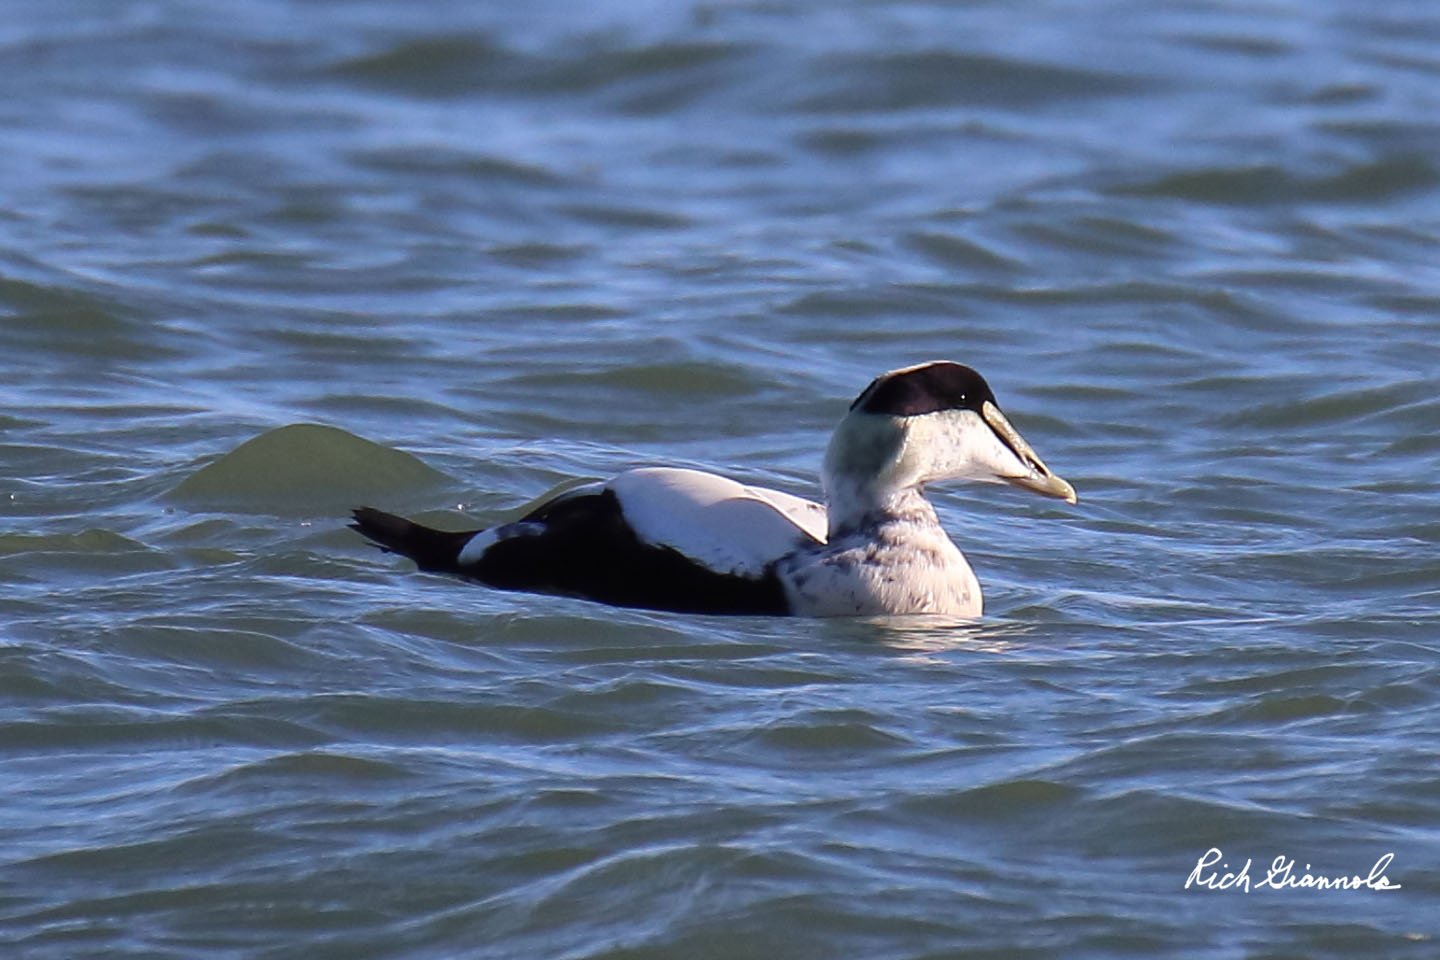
[2,1,1439,957]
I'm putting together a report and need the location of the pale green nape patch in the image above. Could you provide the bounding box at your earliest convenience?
[168,423,449,513]
[823,411,906,488]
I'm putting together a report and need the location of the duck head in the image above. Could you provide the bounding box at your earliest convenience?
[823,361,1077,509]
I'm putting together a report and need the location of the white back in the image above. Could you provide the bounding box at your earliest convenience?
[608,467,826,578]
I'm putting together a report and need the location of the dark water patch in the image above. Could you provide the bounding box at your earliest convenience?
[778,287,966,321]
[486,241,590,265]
[142,85,325,140]
[0,527,150,557]
[1177,661,1380,698]
[62,182,225,236]
[0,279,168,363]
[1109,165,1288,204]
[1379,432,1440,456]
[1352,675,1438,710]
[17,824,305,878]
[484,303,631,324]
[1328,557,1440,595]
[0,411,44,430]
[0,647,168,708]
[1172,32,1293,58]
[501,361,766,400]
[230,320,444,369]
[10,861,379,949]
[0,278,131,329]
[326,35,521,98]
[1199,267,1407,296]
[901,778,1080,822]
[1191,545,1429,602]
[1355,45,1440,80]
[902,231,1021,272]
[1216,379,1430,430]
[0,711,328,756]
[555,202,693,230]
[176,750,412,795]
[188,248,318,273]
[291,693,622,744]
[1174,372,1310,397]
[745,709,914,756]
[1050,732,1291,784]
[523,39,747,105]
[544,677,698,723]
[1111,155,1440,206]
[259,193,351,227]
[1321,749,1440,827]
[1348,392,1440,432]
[1009,215,1183,259]
[328,34,747,106]
[149,517,261,553]
[107,623,325,674]
[1214,693,1356,726]
[961,279,1294,332]
[301,392,468,425]
[1023,383,1141,406]
[526,786,615,811]
[792,51,1141,113]
[1064,789,1316,857]
[474,827,980,959]
[1367,292,1440,315]
[548,638,799,671]
[640,644,853,689]
[347,147,569,187]
[360,606,528,651]
[799,127,885,155]
[184,219,253,240]
[1349,480,1440,499]
[0,528,176,583]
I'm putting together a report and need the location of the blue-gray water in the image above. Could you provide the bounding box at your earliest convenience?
[3,1,1439,956]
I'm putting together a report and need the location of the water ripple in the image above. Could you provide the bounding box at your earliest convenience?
[3,1,1440,957]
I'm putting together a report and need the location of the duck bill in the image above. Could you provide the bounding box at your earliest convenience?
[981,401,1078,505]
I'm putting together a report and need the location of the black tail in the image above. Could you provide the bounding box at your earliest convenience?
[350,507,479,574]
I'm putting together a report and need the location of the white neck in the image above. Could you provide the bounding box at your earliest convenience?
[821,471,939,539]
[822,410,931,537]
[820,405,1026,540]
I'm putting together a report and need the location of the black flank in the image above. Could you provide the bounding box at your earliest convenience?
[352,491,791,616]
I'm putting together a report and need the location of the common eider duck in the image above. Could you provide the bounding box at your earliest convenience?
[351,361,1076,616]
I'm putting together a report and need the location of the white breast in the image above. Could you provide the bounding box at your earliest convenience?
[609,467,826,578]
[775,522,982,617]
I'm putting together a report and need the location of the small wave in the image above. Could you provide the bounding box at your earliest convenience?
[746,709,916,755]
[175,750,412,795]
[167,424,450,514]
[1216,379,1430,430]
[1110,155,1439,205]
[791,50,1140,112]
[327,34,748,109]
[899,778,1081,820]
[347,147,569,188]
[903,231,1022,273]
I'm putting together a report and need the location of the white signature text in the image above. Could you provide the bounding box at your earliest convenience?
[1185,847,1401,892]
